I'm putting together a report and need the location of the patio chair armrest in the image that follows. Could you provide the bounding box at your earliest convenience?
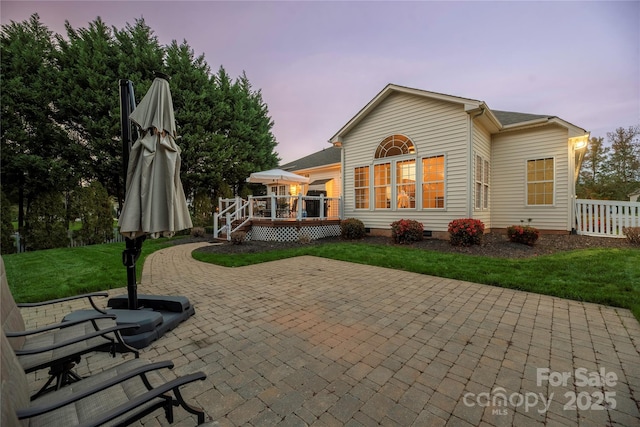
[13,323,140,357]
[5,314,117,337]
[81,372,208,426]
[17,361,206,424]
[17,292,109,314]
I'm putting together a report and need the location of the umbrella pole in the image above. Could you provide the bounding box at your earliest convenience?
[119,79,143,310]
[123,236,145,310]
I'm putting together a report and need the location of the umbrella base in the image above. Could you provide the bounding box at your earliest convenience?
[63,295,195,349]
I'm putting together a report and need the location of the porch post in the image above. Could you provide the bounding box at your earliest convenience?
[270,193,276,220]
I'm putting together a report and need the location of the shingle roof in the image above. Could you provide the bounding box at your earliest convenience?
[280,146,341,171]
[492,110,553,126]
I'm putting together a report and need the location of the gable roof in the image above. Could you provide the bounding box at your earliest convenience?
[280,146,341,171]
[330,83,587,143]
[330,84,495,143]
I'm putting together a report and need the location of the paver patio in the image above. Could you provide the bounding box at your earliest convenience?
[21,242,640,426]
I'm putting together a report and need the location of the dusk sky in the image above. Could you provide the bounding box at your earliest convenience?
[2,1,638,164]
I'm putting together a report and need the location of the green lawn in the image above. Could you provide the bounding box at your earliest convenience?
[3,238,171,302]
[3,238,639,322]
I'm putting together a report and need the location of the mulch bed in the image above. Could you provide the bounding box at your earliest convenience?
[182,233,636,259]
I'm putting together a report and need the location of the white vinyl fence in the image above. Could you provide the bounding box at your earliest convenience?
[575,199,640,238]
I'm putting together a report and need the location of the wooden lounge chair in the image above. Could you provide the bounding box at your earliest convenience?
[1,331,207,426]
[1,258,139,399]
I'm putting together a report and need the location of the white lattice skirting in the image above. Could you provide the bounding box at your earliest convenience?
[250,224,341,242]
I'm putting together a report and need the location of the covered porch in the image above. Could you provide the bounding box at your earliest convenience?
[214,194,343,242]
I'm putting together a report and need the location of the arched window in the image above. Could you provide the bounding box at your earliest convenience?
[375,134,416,158]
[371,135,417,209]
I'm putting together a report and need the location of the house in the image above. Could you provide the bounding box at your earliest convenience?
[280,146,342,199]
[287,84,590,238]
[629,189,640,203]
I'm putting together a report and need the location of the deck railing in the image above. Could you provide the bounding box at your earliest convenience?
[214,194,342,240]
[575,199,640,238]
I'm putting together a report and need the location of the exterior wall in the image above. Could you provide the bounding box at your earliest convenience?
[472,121,492,228]
[342,92,470,233]
[302,165,341,198]
[491,125,571,231]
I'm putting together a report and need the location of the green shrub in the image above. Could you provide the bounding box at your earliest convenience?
[448,218,485,246]
[390,219,424,244]
[622,227,640,245]
[507,225,540,246]
[24,191,69,251]
[191,227,206,238]
[230,231,246,245]
[341,218,366,240]
[70,182,113,245]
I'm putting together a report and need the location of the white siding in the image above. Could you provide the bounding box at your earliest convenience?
[491,125,571,231]
[305,167,341,198]
[342,92,470,232]
[472,122,492,227]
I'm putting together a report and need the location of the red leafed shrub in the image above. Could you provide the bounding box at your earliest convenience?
[448,218,485,246]
[506,225,540,246]
[390,219,424,244]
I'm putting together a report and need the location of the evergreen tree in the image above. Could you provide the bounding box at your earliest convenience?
[212,67,279,197]
[1,191,16,254]
[1,14,80,237]
[164,40,226,207]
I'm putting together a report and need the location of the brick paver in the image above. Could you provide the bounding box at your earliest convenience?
[20,242,640,426]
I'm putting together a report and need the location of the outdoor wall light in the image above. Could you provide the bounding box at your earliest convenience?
[570,135,588,150]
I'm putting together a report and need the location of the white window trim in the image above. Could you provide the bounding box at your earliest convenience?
[353,165,371,210]
[420,153,447,210]
[474,153,490,211]
[525,156,556,207]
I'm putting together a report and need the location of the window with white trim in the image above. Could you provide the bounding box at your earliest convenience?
[422,155,445,208]
[354,166,369,209]
[527,157,554,205]
[374,163,391,208]
[475,154,490,210]
[396,159,416,208]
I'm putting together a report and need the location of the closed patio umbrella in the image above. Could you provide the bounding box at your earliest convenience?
[118,75,192,239]
[117,74,191,310]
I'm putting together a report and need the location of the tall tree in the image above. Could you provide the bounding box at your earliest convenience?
[577,136,609,198]
[1,14,80,234]
[212,67,279,197]
[163,40,227,205]
[606,126,640,185]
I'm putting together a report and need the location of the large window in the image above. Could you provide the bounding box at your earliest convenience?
[352,135,447,211]
[374,163,391,208]
[527,158,554,205]
[422,155,445,208]
[396,159,416,208]
[475,154,489,210]
[354,166,369,209]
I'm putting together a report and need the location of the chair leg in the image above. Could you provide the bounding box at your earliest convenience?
[30,357,83,400]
